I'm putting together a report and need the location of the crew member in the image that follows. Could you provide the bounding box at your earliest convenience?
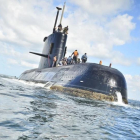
[52,56,57,67]
[58,24,62,32]
[62,57,67,65]
[81,53,87,63]
[58,59,63,66]
[71,50,79,64]
[99,60,102,65]
[77,58,80,63]
[63,26,69,34]
[67,56,72,65]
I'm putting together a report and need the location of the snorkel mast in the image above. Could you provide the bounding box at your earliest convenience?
[53,7,62,33]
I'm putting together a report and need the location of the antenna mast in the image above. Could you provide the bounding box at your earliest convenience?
[60,2,66,25]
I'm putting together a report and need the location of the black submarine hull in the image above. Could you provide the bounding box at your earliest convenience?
[19,63,128,103]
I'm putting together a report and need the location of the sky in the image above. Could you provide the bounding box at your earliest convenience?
[0,0,140,100]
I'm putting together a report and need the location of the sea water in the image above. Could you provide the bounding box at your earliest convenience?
[0,75,140,140]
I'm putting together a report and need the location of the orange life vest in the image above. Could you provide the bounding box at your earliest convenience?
[99,61,102,65]
[74,51,78,56]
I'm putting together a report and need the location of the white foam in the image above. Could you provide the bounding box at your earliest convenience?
[116,91,123,103]
[2,78,46,88]
[111,92,140,109]
[44,82,54,89]
[111,91,129,107]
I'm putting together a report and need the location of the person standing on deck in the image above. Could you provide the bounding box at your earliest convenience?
[58,24,62,32]
[109,63,112,68]
[81,53,87,63]
[63,26,69,34]
[71,50,79,64]
[67,56,72,65]
[99,60,102,65]
[52,56,57,67]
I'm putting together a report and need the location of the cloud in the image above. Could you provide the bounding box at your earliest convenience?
[8,58,38,68]
[20,61,38,68]
[106,14,135,44]
[65,12,135,65]
[0,0,54,50]
[137,57,140,65]
[0,42,39,68]
[111,51,132,66]
[125,74,140,100]
[8,58,18,65]
[0,43,21,57]
[7,56,38,68]
[69,0,133,16]
[138,16,140,20]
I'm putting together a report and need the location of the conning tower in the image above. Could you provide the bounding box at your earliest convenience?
[30,3,67,69]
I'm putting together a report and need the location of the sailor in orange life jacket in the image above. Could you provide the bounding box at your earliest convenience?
[52,56,57,67]
[99,60,102,65]
[71,50,79,64]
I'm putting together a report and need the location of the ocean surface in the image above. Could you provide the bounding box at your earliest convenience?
[0,75,140,140]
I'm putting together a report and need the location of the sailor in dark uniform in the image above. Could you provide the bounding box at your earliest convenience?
[81,53,87,63]
[63,26,68,34]
[58,24,62,32]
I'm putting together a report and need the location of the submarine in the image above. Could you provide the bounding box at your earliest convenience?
[19,3,128,104]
